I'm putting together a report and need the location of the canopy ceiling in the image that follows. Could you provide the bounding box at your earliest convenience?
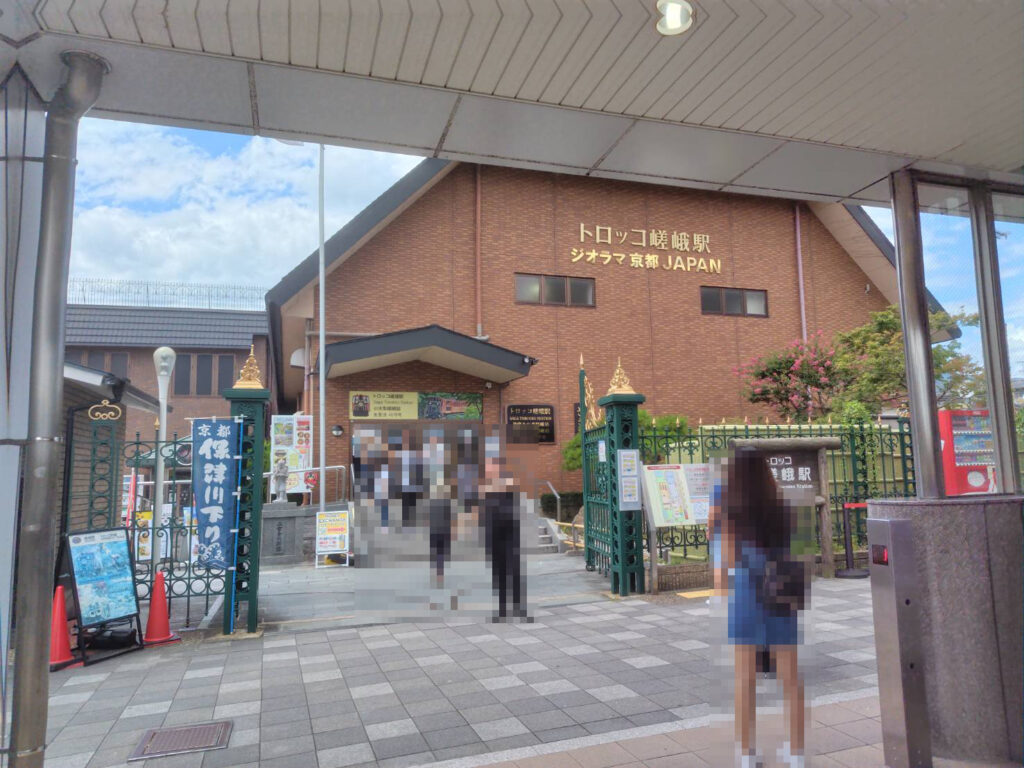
[3,0,1021,205]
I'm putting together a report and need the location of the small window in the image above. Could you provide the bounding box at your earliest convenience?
[701,286,768,318]
[109,352,128,379]
[699,286,722,314]
[173,354,191,396]
[218,355,235,392]
[568,278,595,307]
[515,274,541,304]
[86,351,105,371]
[723,288,744,315]
[542,276,566,305]
[745,290,767,316]
[196,354,213,396]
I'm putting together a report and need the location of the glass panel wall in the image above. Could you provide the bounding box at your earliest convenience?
[916,183,993,495]
[991,191,1024,489]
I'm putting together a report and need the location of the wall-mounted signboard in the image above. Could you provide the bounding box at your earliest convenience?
[507,405,555,444]
[349,392,483,421]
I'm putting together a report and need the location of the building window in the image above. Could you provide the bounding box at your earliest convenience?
[700,286,768,317]
[86,350,105,371]
[218,355,235,392]
[173,354,191,396]
[515,274,595,307]
[196,354,213,396]
[109,352,128,379]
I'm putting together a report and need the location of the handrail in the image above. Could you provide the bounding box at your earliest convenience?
[545,481,561,522]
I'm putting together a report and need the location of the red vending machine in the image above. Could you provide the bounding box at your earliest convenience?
[937,409,998,495]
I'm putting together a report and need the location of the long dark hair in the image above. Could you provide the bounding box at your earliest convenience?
[723,446,791,552]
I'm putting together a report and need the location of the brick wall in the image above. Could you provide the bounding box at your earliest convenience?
[303,165,887,492]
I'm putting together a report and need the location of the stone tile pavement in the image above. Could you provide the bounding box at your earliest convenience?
[42,561,881,768]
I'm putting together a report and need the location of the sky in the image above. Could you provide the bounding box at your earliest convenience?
[71,118,421,287]
[72,118,1024,384]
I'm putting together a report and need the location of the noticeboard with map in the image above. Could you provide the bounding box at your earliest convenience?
[67,528,140,627]
[640,463,711,527]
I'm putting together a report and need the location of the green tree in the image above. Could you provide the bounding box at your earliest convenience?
[560,409,688,472]
[833,305,985,413]
[736,332,846,421]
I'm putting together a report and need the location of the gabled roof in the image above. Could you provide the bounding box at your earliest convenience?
[66,305,267,349]
[321,325,536,384]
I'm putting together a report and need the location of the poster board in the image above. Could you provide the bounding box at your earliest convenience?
[349,391,484,421]
[640,463,711,527]
[271,414,314,494]
[316,505,351,568]
[67,529,141,628]
[617,449,641,511]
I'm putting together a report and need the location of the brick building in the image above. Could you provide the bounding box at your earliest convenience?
[267,160,915,493]
[65,305,269,441]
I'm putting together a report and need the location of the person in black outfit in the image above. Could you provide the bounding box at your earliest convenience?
[480,440,528,622]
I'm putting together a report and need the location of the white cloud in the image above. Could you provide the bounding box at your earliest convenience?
[71,118,422,286]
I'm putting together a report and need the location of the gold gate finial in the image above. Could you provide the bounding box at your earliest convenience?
[579,353,584,369]
[606,358,635,395]
[234,345,264,389]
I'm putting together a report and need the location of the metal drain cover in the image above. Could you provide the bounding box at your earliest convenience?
[128,721,232,761]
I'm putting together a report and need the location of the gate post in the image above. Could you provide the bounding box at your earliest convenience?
[222,348,269,634]
[598,361,645,596]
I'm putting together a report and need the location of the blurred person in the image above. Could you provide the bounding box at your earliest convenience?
[423,428,454,594]
[479,436,528,622]
[720,446,808,768]
[398,428,424,529]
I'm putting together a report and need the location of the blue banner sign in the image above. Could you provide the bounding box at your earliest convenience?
[191,418,240,569]
[68,529,139,627]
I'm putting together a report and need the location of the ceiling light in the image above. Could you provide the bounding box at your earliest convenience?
[656,0,694,35]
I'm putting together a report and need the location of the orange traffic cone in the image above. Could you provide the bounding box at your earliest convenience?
[144,571,179,646]
[49,586,79,671]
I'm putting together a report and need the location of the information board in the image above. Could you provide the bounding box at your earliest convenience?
[640,463,711,527]
[316,505,351,568]
[617,449,642,511]
[507,404,555,443]
[271,414,314,493]
[67,529,140,628]
[350,391,484,420]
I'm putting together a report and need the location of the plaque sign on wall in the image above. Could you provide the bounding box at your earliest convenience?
[507,404,555,444]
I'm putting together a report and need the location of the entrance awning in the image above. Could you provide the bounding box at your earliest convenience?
[320,325,536,384]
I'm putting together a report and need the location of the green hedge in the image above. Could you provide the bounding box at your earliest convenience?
[540,492,583,518]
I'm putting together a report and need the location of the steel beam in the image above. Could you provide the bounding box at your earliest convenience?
[890,170,944,499]
[9,51,108,768]
[969,185,1020,493]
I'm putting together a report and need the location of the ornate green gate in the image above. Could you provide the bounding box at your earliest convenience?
[579,359,646,596]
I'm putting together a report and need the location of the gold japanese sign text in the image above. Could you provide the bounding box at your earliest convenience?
[574,223,720,274]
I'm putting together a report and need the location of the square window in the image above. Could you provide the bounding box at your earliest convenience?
[516,274,541,303]
[543,276,567,305]
[745,290,767,316]
[86,351,106,371]
[723,288,744,315]
[700,286,722,314]
[569,278,595,307]
[218,355,235,392]
[109,352,128,379]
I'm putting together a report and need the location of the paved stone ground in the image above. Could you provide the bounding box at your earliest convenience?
[42,558,881,768]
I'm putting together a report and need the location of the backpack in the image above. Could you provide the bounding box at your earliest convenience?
[761,548,809,616]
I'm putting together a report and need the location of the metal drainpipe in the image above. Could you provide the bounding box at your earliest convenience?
[9,51,109,768]
[795,203,807,341]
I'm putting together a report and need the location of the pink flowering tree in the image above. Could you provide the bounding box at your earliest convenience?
[736,332,846,421]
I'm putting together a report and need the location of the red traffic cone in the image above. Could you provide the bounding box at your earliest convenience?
[49,586,79,671]
[144,571,179,646]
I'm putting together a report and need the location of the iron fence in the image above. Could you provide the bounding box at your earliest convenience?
[582,423,611,575]
[637,419,915,563]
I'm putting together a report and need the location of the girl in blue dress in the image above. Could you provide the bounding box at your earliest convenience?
[720,447,805,768]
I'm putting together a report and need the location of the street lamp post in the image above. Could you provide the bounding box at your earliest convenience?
[152,346,176,575]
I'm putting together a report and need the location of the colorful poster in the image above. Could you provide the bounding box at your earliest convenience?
[641,463,712,526]
[68,529,139,627]
[191,418,241,569]
[316,506,350,568]
[131,504,172,560]
[349,392,484,421]
[681,464,711,523]
[271,414,314,494]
